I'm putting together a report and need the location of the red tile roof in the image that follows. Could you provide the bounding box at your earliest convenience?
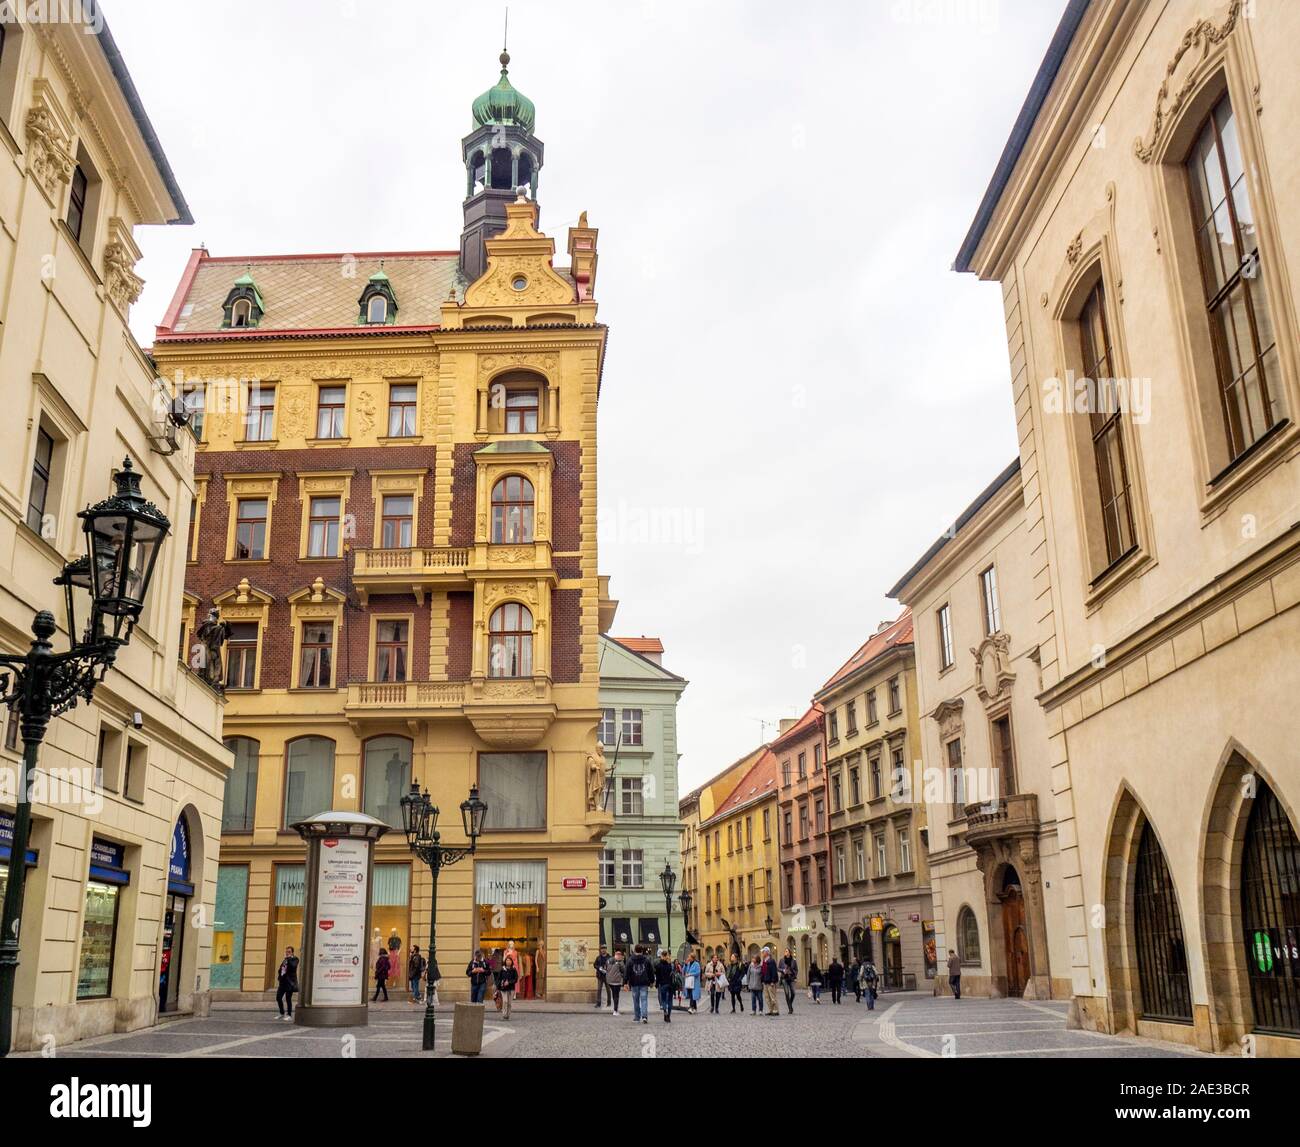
[703,748,779,826]
[818,609,914,693]
[613,636,664,655]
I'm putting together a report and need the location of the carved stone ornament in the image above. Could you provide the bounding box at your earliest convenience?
[354,387,378,435]
[930,697,964,742]
[278,386,311,439]
[1134,1,1241,163]
[104,241,144,311]
[972,632,1017,709]
[25,101,74,198]
[585,743,607,811]
[1066,232,1083,266]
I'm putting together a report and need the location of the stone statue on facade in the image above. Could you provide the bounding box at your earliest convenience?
[195,607,230,692]
[586,743,607,811]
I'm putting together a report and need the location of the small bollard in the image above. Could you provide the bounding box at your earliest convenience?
[451,1001,485,1055]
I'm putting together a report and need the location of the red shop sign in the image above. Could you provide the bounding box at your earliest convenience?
[562,877,587,890]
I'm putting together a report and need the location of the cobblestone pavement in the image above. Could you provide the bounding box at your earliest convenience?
[15,993,1216,1058]
[864,995,1212,1058]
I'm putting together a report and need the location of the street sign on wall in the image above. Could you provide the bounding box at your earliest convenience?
[562,877,587,890]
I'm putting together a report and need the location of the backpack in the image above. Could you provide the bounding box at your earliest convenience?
[671,970,684,991]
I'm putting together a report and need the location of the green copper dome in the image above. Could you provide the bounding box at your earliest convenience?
[472,51,535,133]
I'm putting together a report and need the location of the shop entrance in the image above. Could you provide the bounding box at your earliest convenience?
[158,893,186,1013]
[882,922,903,988]
[1000,869,1031,998]
[476,903,545,999]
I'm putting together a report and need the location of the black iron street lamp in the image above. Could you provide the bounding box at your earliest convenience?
[0,458,170,1058]
[400,781,487,1051]
[679,888,692,939]
[659,862,676,956]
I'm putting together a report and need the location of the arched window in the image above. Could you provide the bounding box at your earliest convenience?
[488,602,532,678]
[367,294,387,324]
[231,298,252,327]
[491,476,534,543]
[1133,822,1192,1022]
[222,737,259,833]
[1241,780,1300,1035]
[283,737,335,827]
[363,736,411,828]
[956,906,980,964]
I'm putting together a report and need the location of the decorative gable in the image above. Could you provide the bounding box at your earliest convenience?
[221,272,265,328]
[357,269,399,325]
[461,199,576,309]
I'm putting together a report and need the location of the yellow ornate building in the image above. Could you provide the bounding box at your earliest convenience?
[152,54,613,1001]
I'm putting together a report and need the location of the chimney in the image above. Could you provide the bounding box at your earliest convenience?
[778,717,799,735]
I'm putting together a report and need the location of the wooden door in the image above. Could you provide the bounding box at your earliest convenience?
[1002,887,1030,997]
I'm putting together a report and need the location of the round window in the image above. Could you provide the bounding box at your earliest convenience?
[511,276,528,291]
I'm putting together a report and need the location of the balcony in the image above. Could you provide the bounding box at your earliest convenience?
[352,547,470,603]
[465,676,556,748]
[962,792,1040,849]
[345,679,466,723]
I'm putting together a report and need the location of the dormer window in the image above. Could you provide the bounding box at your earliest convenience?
[358,270,398,326]
[221,272,265,329]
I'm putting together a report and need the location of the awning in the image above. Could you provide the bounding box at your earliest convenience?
[638,918,661,947]
[611,917,633,947]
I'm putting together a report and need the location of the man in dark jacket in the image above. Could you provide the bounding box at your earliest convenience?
[778,948,799,1014]
[407,946,427,1003]
[465,950,491,1004]
[372,949,391,1001]
[653,950,676,1023]
[760,946,780,1015]
[276,947,299,1019]
[593,944,610,1009]
[624,944,655,1024]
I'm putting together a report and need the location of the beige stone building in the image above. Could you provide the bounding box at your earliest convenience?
[955,0,1299,1053]
[814,613,935,989]
[890,462,1072,1000]
[0,16,227,1049]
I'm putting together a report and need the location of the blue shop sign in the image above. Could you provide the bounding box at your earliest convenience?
[89,836,130,886]
[0,810,38,867]
[168,816,193,897]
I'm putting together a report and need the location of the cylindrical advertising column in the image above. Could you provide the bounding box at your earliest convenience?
[291,811,388,1028]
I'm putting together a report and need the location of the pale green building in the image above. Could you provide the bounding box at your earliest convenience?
[597,634,689,959]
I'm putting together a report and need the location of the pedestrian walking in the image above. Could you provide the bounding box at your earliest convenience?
[828,958,844,1004]
[745,953,763,1014]
[498,952,519,1019]
[704,953,727,1014]
[275,946,299,1019]
[372,947,391,1001]
[727,954,745,1014]
[683,951,702,1013]
[947,949,963,1000]
[594,943,610,1010]
[848,958,862,1002]
[808,960,823,1003]
[605,948,626,1015]
[778,947,799,1014]
[863,961,879,1010]
[760,946,780,1016]
[407,945,427,1003]
[655,949,676,1022]
[465,949,491,1004]
[625,944,655,1024]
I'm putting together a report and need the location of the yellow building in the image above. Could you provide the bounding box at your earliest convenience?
[694,748,781,959]
[0,16,227,1050]
[151,54,613,1002]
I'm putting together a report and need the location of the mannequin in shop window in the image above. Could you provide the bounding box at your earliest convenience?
[519,947,532,999]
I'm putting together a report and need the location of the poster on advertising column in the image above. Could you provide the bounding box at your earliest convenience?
[311,837,369,1006]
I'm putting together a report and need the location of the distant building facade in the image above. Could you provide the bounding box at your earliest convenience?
[774,705,830,983]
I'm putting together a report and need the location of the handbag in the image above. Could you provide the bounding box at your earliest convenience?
[494,988,503,1011]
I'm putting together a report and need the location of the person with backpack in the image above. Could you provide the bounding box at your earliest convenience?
[275,946,299,1020]
[654,949,677,1023]
[497,951,519,1019]
[372,947,391,1002]
[593,944,610,1010]
[465,949,491,1004]
[704,952,727,1014]
[605,948,626,1016]
[848,957,863,1002]
[828,957,845,1004]
[808,960,823,1003]
[407,945,426,1003]
[727,954,746,1013]
[624,944,655,1024]
[862,960,879,1010]
[778,947,799,1014]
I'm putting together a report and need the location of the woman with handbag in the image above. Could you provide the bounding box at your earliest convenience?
[682,951,702,1013]
[704,953,727,1014]
[497,951,519,1019]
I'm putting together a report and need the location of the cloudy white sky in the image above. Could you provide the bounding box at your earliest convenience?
[111,0,1065,791]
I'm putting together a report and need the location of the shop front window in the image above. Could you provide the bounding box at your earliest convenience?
[363,735,411,828]
[77,881,121,999]
[475,860,546,999]
[266,864,305,988]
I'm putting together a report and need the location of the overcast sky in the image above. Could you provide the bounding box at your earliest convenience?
[113,0,1064,791]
